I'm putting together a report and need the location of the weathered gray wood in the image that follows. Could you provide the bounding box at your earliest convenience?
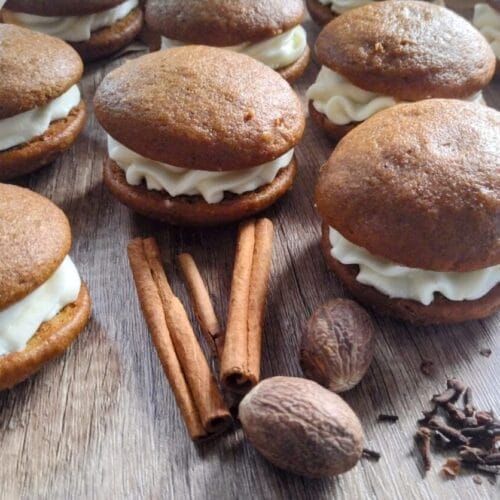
[0,3,498,499]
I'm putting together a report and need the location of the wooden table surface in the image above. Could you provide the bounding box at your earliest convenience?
[1,2,498,499]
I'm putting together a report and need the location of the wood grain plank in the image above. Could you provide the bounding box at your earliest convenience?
[0,2,499,499]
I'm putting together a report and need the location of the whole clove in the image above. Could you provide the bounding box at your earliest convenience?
[463,387,475,416]
[432,388,458,405]
[484,453,500,466]
[447,378,466,394]
[445,403,466,425]
[415,379,499,482]
[428,416,469,445]
[459,446,488,464]
[416,427,432,472]
[476,411,494,425]
[377,414,399,423]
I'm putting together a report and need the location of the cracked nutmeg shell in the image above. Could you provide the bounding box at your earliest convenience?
[239,376,364,478]
[300,299,376,392]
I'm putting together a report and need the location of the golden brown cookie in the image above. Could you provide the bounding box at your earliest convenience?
[95,46,305,170]
[0,102,86,181]
[103,158,297,226]
[71,8,143,62]
[0,183,90,390]
[4,0,124,16]
[315,100,500,273]
[0,284,91,390]
[145,0,305,46]
[0,24,83,119]
[306,0,336,26]
[320,224,500,325]
[0,184,71,309]
[315,1,496,101]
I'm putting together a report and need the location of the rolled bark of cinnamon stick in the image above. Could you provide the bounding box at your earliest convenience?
[177,253,224,359]
[128,238,232,440]
[221,218,274,393]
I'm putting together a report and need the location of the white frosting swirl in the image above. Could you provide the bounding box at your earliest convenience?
[5,0,138,42]
[329,227,500,306]
[473,3,500,59]
[161,25,307,70]
[0,85,81,152]
[307,66,485,126]
[317,0,373,15]
[108,136,294,204]
[306,66,397,125]
[0,256,81,356]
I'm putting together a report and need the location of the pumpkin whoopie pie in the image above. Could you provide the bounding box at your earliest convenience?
[2,0,143,62]
[95,46,305,226]
[306,0,496,140]
[315,99,500,325]
[0,25,85,180]
[0,184,91,390]
[145,0,310,83]
[473,1,500,70]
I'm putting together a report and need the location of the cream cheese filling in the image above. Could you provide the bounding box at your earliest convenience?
[161,25,307,70]
[307,66,484,126]
[108,136,294,204]
[0,256,81,356]
[4,0,138,42]
[473,3,500,59]
[329,227,500,306]
[0,85,81,152]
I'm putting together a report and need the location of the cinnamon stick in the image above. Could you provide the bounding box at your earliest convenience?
[177,253,224,358]
[221,218,274,393]
[128,238,232,440]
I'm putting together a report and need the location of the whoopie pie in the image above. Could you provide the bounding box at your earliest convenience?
[473,1,500,70]
[316,99,500,324]
[0,25,85,180]
[0,184,91,390]
[145,0,310,83]
[2,0,144,61]
[306,1,496,140]
[94,46,305,226]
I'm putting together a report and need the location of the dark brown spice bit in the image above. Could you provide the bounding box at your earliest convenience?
[377,414,399,423]
[420,359,434,375]
[484,453,500,466]
[459,446,488,463]
[433,430,452,448]
[447,378,466,394]
[463,416,478,428]
[445,403,466,425]
[418,406,438,424]
[464,387,475,416]
[476,411,494,425]
[462,425,487,437]
[362,448,381,461]
[416,427,432,472]
[472,475,483,484]
[441,457,461,478]
[479,348,492,357]
[432,388,457,405]
[428,416,469,444]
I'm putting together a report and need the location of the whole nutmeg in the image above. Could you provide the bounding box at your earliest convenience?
[300,299,375,392]
[239,376,364,478]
